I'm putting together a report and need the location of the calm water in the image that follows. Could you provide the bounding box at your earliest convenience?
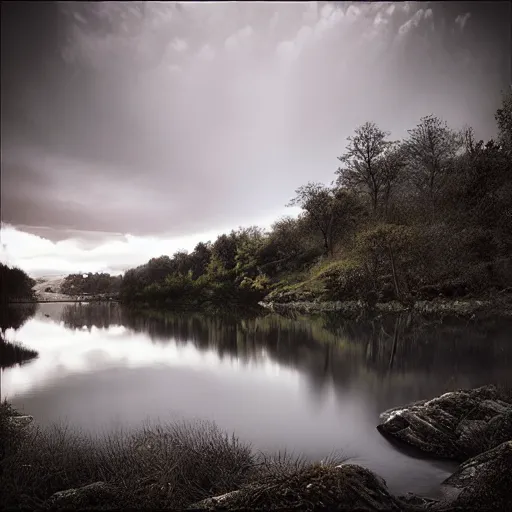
[2,303,512,497]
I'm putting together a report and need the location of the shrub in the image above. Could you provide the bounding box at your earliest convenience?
[320,260,372,301]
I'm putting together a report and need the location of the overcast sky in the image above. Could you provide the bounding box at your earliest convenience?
[1,1,510,277]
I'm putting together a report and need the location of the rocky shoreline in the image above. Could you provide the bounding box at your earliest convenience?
[5,385,509,510]
[259,297,512,319]
[189,385,512,510]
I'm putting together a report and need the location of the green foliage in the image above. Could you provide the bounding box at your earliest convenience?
[289,183,364,256]
[318,260,372,302]
[118,92,512,308]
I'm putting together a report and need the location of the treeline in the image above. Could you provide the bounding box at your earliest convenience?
[0,263,35,304]
[60,273,122,297]
[118,90,512,307]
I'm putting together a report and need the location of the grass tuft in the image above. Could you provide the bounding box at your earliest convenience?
[0,404,351,510]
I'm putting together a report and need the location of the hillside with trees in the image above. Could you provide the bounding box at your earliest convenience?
[112,90,512,310]
[60,273,122,298]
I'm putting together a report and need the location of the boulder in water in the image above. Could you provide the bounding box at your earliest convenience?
[377,385,512,461]
[439,441,512,511]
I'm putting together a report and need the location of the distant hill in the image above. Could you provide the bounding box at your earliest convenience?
[32,276,71,301]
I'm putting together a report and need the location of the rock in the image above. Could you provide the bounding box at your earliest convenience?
[377,385,512,461]
[188,464,403,511]
[8,415,34,428]
[397,493,440,510]
[190,489,246,510]
[439,441,512,511]
[47,481,117,509]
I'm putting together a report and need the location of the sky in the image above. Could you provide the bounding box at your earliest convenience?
[1,1,510,277]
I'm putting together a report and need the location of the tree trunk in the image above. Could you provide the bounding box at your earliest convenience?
[388,245,401,300]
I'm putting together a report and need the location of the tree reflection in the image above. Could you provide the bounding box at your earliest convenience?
[58,304,512,411]
[0,303,38,368]
[0,303,37,334]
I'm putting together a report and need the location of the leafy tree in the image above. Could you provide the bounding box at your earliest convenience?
[211,233,239,272]
[61,273,121,297]
[189,242,212,279]
[289,183,364,257]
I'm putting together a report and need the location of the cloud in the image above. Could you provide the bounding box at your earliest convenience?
[398,8,433,36]
[1,0,507,261]
[455,12,471,31]
[224,25,253,50]
[172,38,188,52]
[0,205,299,276]
[197,43,215,61]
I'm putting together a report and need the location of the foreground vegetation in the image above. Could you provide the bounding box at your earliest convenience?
[0,400,346,510]
[114,90,512,310]
[2,385,511,511]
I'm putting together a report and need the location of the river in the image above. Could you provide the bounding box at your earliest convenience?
[2,302,511,498]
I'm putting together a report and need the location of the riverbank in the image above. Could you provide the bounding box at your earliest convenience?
[259,296,512,319]
[8,298,119,304]
[2,385,510,510]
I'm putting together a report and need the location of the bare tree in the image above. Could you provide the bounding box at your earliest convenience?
[377,141,407,218]
[495,88,512,153]
[403,115,461,216]
[336,122,391,214]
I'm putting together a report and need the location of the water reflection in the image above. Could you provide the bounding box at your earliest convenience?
[3,302,512,497]
[0,302,38,368]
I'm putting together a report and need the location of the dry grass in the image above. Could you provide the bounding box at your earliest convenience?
[0,403,350,510]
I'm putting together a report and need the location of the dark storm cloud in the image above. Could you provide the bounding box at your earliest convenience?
[1,2,510,242]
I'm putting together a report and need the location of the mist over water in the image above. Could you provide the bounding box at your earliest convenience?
[3,303,511,497]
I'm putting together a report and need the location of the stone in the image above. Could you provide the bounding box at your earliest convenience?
[47,481,117,509]
[439,441,512,511]
[377,385,512,461]
[8,415,34,428]
[188,464,403,511]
